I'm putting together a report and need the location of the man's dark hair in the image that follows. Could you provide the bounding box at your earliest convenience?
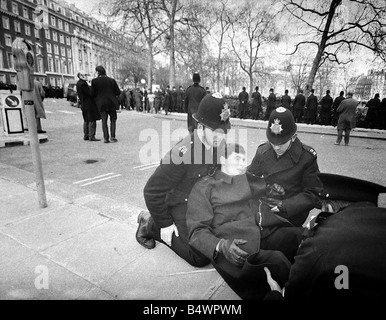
[95,66,106,76]
[340,91,344,96]
[255,86,259,91]
[242,87,246,91]
[326,90,330,94]
[285,89,288,94]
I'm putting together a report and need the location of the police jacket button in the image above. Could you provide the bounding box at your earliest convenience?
[185,198,188,202]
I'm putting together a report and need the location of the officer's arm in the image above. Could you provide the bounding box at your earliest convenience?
[186,181,219,260]
[143,157,187,229]
[282,158,323,219]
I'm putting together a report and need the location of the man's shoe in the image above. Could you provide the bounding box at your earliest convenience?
[89,137,101,141]
[110,137,118,142]
[38,130,47,134]
[84,136,89,141]
[104,140,110,143]
[136,211,156,249]
[334,142,340,145]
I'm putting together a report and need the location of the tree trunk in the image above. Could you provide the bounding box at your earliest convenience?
[306,0,341,96]
[168,0,178,88]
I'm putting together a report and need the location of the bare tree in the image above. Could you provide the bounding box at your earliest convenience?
[99,0,166,88]
[283,0,386,94]
[228,0,280,97]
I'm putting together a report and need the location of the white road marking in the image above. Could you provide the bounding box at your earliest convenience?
[58,110,77,114]
[139,164,159,171]
[133,162,159,170]
[79,174,122,187]
[45,111,54,114]
[73,172,116,184]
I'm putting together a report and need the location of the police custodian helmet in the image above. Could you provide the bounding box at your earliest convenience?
[266,107,297,145]
[193,93,231,131]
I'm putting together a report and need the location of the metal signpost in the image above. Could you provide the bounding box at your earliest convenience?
[12,38,47,208]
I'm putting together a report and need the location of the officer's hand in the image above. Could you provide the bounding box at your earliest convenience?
[267,183,285,199]
[218,239,248,267]
[160,223,179,246]
[264,267,283,294]
[261,196,281,208]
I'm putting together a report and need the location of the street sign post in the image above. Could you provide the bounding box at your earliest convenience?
[12,37,47,208]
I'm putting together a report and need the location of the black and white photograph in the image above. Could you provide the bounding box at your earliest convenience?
[1,0,386,308]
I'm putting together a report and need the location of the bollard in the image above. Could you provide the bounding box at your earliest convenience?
[12,38,47,208]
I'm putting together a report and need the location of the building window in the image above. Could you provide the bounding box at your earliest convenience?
[46,43,52,53]
[25,25,31,36]
[67,48,72,58]
[45,29,50,39]
[68,61,73,75]
[10,75,17,84]
[48,58,53,72]
[36,45,42,55]
[64,22,69,32]
[4,34,12,47]
[7,52,14,69]
[58,19,62,29]
[62,61,67,74]
[14,21,21,34]
[37,57,44,73]
[0,74,5,83]
[55,59,60,73]
[52,31,57,42]
[12,2,19,15]
[0,50,4,69]
[59,34,64,44]
[57,78,62,87]
[51,16,56,27]
[1,0,7,10]
[54,44,59,55]
[66,36,71,46]
[35,28,40,39]
[23,7,29,19]
[49,76,55,86]
[2,16,10,29]
[61,47,65,56]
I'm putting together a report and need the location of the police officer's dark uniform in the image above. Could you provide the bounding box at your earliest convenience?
[184,72,207,133]
[136,93,231,267]
[265,174,386,300]
[238,87,249,120]
[248,107,323,261]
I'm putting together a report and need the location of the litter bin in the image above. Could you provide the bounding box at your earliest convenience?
[0,90,24,135]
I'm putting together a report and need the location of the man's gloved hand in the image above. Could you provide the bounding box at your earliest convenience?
[266,183,285,199]
[218,238,249,267]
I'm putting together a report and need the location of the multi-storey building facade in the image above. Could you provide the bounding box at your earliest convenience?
[0,0,129,87]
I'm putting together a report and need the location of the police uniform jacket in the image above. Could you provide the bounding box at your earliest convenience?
[293,94,305,110]
[91,75,121,112]
[143,131,221,229]
[184,84,207,114]
[305,94,318,118]
[281,95,292,110]
[284,203,386,300]
[238,91,249,109]
[252,91,262,109]
[319,94,333,115]
[247,138,323,227]
[187,171,266,260]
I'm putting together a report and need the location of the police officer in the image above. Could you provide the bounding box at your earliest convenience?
[136,93,231,267]
[184,72,207,133]
[248,107,323,261]
[265,174,386,300]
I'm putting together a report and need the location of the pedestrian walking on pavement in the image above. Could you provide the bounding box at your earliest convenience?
[136,93,231,267]
[76,72,101,141]
[364,93,381,129]
[334,92,358,146]
[91,66,121,143]
[331,91,345,127]
[33,79,47,134]
[184,72,207,133]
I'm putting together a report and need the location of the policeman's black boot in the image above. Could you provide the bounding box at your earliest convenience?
[136,211,156,249]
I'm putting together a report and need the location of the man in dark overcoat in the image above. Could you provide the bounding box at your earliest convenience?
[264,88,276,120]
[304,89,318,125]
[76,72,101,141]
[292,89,306,123]
[91,66,121,143]
[184,72,207,133]
[136,94,231,267]
[238,87,249,120]
[251,86,263,120]
[319,90,333,125]
[331,91,345,126]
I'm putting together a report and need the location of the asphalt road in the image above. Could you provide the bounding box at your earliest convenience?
[1,98,385,210]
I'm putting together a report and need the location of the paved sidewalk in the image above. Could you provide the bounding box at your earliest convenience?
[0,163,240,300]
